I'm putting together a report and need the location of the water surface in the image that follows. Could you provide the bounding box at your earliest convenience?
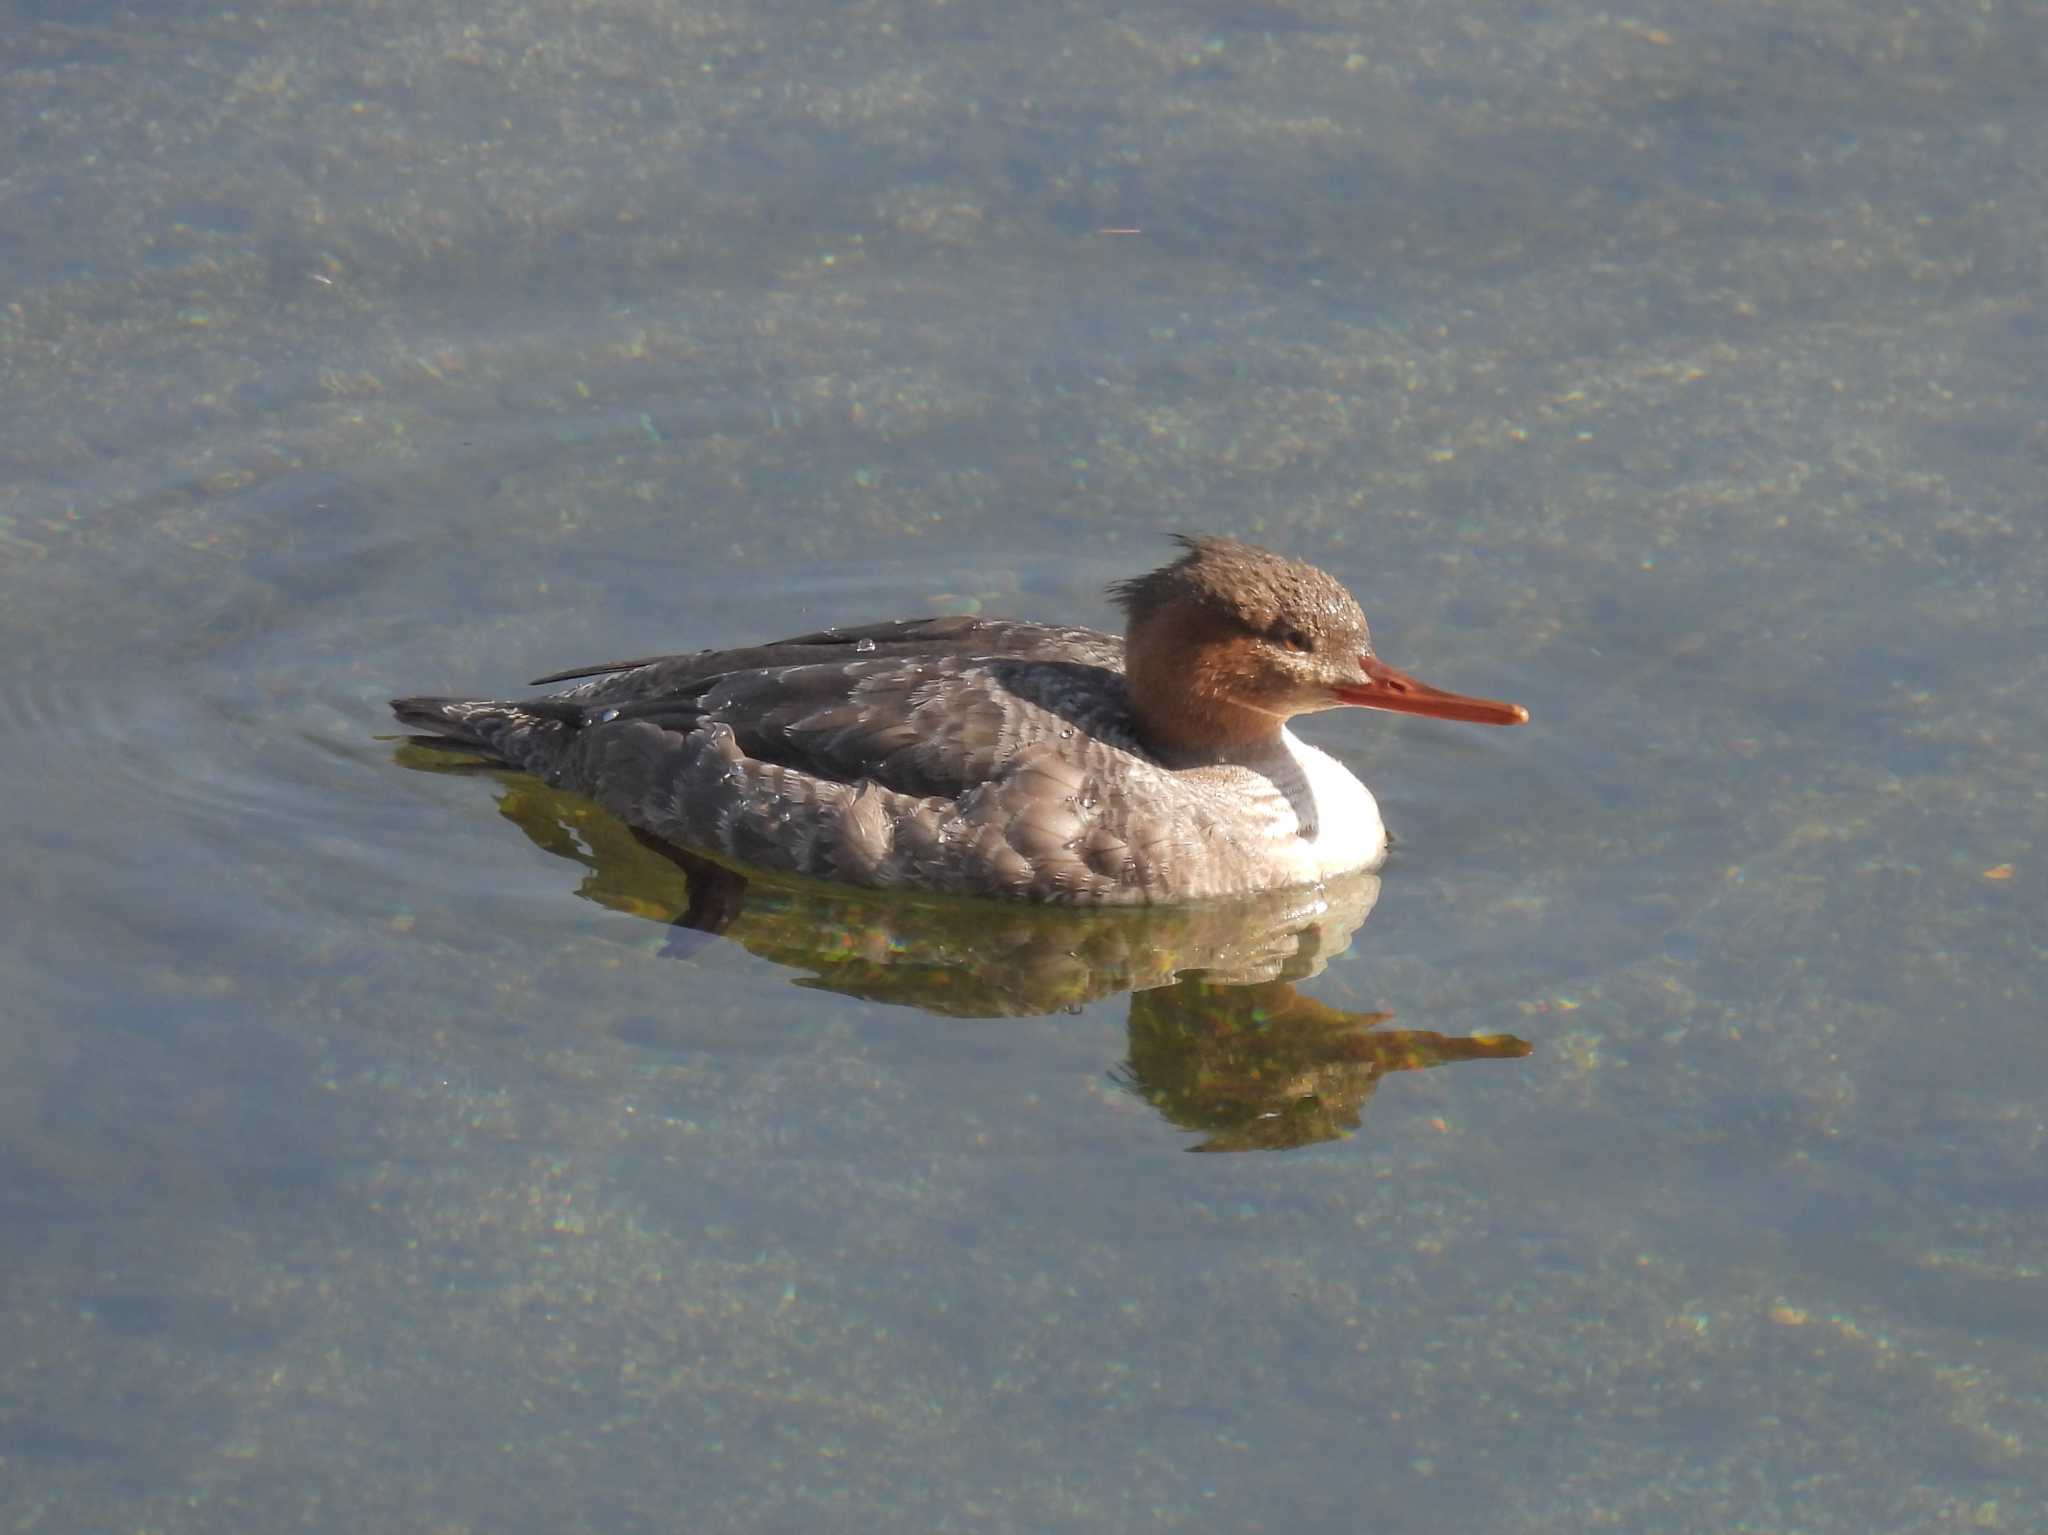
[4,1,2045,1529]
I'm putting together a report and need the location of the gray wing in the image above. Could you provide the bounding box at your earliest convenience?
[528,617,1115,686]
[535,619,1138,803]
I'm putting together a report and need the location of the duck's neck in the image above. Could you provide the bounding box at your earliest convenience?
[1123,605,1289,762]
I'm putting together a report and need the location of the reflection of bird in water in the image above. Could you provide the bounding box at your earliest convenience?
[394,537,1524,904]
[390,767,1532,1153]
[1121,978,1529,1154]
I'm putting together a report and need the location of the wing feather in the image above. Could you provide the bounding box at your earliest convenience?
[503,619,1134,804]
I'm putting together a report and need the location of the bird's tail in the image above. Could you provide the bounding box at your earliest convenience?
[391,696,509,754]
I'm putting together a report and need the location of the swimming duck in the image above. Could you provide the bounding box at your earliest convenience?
[393,536,1526,903]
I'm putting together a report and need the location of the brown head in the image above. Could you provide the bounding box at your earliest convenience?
[1110,535,1528,759]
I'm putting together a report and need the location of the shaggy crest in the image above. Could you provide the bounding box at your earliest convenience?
[1109,535,1373,651]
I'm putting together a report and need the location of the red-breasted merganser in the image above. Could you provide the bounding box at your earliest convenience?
[394,536,1527,904]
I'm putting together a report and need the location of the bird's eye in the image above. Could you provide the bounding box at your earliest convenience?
[1276,628,1313,654]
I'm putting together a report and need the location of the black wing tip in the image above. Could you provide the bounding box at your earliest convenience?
[528,655,669,687]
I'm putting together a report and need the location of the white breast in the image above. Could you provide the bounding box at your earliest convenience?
[1280,728,1388,877]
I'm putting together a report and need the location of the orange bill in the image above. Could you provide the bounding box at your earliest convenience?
[1332,655,1529,726]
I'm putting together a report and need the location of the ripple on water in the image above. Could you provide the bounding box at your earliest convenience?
[4,480,576,979]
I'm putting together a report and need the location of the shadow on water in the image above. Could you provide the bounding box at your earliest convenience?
[394,744,1532,1153]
